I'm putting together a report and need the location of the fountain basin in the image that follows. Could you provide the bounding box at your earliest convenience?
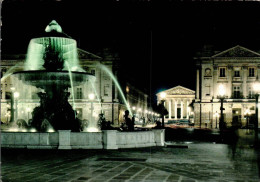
[1,129,165,149]
[13,70,95,89]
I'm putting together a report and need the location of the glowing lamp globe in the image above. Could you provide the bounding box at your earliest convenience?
[253,82,260,94]
[160,92,166,99]
[88,93,95,100]
[218,85,226,97]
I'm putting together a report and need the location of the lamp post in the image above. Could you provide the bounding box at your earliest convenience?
[253,82,260,146]
[160,92,166,127]
[88,93,95,123]
[218,85,226,130]
[13,92,20,122]
[214,111,219,129]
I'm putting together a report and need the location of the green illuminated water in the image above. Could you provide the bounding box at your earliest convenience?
[65,61,76,113]
[25,37,80,72]
[1,63,24,82]
[89,79,103,112]
[98,64,132,116]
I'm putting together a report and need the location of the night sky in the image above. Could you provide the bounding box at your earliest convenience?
[3,0,260,105]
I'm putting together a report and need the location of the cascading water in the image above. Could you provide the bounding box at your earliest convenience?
[12,20,95,132]
[98,64,133,116]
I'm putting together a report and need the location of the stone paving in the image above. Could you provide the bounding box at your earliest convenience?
[1,143,259,182]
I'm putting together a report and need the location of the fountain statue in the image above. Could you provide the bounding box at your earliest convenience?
[13,20,95,132]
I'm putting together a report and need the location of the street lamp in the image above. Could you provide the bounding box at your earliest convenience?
[160,92,166,127]
[14,91,20,122]
[88,93,95,123]
[214,111,219,129]
[218,85,226,130]
[253,82,260,146]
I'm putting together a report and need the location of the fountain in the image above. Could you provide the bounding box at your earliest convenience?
[12,20,95,132]
[1,20,165,150]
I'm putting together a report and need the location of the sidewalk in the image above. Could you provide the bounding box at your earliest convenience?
[1,143,259,182]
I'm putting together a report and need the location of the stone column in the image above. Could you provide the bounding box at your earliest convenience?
[187,100,190,119]
[228,65,232,98]
[175,100,177,119]
[213,65,218,98]
[168,99,171,119]
[243,66,247,98]
[181,100,183,119]
[196,68,200,99]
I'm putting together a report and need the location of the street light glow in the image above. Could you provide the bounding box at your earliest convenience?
[88,93,95,100]
[218,85,226,97]
[14,92,20,98]
[160,92,166,99]
[244,108,251,115]
[253,82,260,93]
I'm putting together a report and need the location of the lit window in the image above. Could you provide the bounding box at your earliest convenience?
[76,88,82,99]
[248,86,255,99]
[104,85,109,96]
[233,86,241,99]
[219,67,226,77]
[249,67,255,77]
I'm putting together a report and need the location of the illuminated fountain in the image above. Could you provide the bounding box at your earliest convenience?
[1,21,166,150]
[12,20,95,132]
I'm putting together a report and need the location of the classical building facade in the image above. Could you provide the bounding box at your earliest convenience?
[0,49,150,126]
[157,86,195,121]
[194,45,260,128]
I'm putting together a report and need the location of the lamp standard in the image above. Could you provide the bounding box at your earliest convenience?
[13,92,20,122]
[88,93,95,123]
[253,82,260,146]
[218,85,226,130]
[214,111,219,129]
[160,92,166,127]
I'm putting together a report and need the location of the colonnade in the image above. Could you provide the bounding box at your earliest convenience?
[164,98,192,119]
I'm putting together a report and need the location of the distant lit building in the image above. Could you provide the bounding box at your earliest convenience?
[194,45,260,128]
[157,86,195,121]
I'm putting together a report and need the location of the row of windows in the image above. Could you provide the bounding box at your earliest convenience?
[219,67,256,77]
[204,86,256,99]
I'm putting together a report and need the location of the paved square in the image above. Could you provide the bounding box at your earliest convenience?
[1,143,259,182]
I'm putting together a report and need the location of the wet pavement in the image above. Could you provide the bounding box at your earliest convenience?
[1,141,259,182]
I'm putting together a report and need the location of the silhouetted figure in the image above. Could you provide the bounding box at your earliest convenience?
[124,110,134,131]
[155,120,162,128]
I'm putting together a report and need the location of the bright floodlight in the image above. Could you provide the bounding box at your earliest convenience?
[214,112,219,117]
[253,82,260,93]
[138,108,142,112]
[218,85,226,97]
[132,106,136,110]
[244,108,251,115]
[88,93,95,100]
[160,92,166,99]
[14,92,20,98]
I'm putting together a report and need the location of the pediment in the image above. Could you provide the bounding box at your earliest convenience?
[77,48,102,60]
[212,45,260,58]
[164,86,195,95]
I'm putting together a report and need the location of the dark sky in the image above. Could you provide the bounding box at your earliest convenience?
[3,0,260,104]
